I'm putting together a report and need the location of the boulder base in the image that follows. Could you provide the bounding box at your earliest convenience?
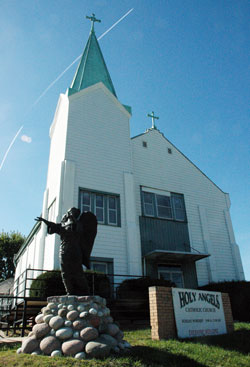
[18,295,131,359]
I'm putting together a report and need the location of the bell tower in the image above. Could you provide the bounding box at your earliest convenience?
[40,15,142,276]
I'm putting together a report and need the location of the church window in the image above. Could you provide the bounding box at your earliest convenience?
[108,196,117,225]
[95,194,104,223]
[158,265,184,288]
[90,257,114,296]
[156,194,173,219]
[142,189,186,222]
[90,257,114,275]
[82,192,91,212]
[79,189,120,226]
[143,192,154,216]
[142,141,147,148]
[91,262,108,273]
[172,194,186,221]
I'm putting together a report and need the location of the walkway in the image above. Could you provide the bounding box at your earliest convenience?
[0,330,24,345]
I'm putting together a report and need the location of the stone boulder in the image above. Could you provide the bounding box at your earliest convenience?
[73,319,86,330]
[35,314,44,324]
[107,323,119,337]
[32,323,50,339]
[49,315,64,330]
[85,340,111,358]
[80,326,99,342]
[67,310,79,321]
[40,336,61,355]
[62,339,85,356]
[56,327,73,340]
[90,315,101,328]
[97,333,118,348]
[21,337,39,354]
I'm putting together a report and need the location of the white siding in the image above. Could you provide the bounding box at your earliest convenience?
[63,83,141,275]
[46,94,69,207]
[131,129,244,285]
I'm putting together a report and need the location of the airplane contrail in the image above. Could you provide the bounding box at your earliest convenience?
[0,126,23,171]
[0,8,134,172]
[98,8,134,40]
[30,55,82,109]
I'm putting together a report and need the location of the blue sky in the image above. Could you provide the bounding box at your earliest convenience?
[0,1,249,279]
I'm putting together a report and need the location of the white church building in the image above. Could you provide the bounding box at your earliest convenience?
[14,17,245,296]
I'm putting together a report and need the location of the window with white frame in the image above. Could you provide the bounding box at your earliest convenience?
[108,196,117,225]
[142,189,186,221]
[91,262,108,274]
[95,194,104,224]
[82,192,91,212]
[90,257,114,276]
[158,265,184,288]
[156,194,172,219]
[143,192,154,216]
[79,189,120,226]
[172,195,186,221]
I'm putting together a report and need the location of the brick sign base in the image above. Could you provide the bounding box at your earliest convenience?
[148,286,234,340]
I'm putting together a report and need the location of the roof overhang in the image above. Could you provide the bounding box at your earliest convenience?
[143,250,210,264]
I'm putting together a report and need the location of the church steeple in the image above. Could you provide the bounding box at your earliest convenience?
[68,14,117,97]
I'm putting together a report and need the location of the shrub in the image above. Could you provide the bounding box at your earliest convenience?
[116,276,175,299]
[30,270,111,299]
[30,271,64,298]
[199,281,250,322]
[86,270,111,299]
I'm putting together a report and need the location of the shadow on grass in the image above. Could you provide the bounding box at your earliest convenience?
[184,329,250,355]
[129,345,206,367]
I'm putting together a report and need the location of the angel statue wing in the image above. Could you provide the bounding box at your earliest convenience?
[78,211,98,269]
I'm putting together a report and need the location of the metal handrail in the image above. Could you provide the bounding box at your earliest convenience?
[1,269,148,336]
[12,268,145,300]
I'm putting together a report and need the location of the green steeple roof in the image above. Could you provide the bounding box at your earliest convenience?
[68,23,117,97]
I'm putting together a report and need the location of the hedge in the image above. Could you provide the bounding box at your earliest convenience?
[30,270,111,299]
[199,280,250,322]
[116,276,175,299]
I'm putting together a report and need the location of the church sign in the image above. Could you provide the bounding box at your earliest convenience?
[172,288,227,338]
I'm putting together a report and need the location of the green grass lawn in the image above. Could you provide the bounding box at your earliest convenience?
[1,323,250,367]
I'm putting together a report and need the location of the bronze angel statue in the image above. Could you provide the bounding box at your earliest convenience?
[35,207,97,295]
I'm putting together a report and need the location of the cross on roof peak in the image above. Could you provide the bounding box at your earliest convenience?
[86,13,101,32]
[147,111,159,129]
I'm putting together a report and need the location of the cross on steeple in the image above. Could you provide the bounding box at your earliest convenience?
[147,111,159,129]
[86,13,101,32]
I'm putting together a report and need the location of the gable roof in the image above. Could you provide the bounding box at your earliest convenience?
[68,27,116,97]
[131,128,226,194]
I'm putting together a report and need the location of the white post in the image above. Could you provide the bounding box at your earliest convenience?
[198,205,218,283]
[123,172,142,275]
[37,188,49,271]
[224,209,245,280]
